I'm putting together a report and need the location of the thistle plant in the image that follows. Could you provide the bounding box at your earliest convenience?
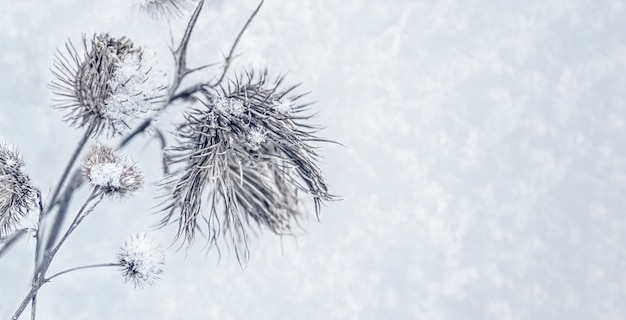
[118,234,166,288]
[51,33,167,137]
[2,0,337,318]
[161,71,334,262]
[82,144,143,197]
[0,142,39,238]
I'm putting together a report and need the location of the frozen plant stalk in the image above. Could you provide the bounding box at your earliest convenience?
[8,1,339,318]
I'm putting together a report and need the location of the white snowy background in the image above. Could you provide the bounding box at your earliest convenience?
[1,0,626,319]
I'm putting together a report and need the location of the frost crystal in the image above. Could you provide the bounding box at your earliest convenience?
[246,127,266,150]
[272,99,295,114]
[117,233,165,288]
[213,95,245,117]
[82,144,143,197]
[88,162,124,189]
[0,142,37,237]
[105,50,167,129]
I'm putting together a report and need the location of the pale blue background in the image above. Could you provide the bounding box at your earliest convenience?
[2,0,626,319]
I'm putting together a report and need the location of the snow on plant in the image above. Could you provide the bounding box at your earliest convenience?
[50,33,166,137]
[160,70,334,263]
[118,234,165,288]
[272,98,295,115]
[82,144,143,197]
[2,0,337,318]
[0,142,39,238]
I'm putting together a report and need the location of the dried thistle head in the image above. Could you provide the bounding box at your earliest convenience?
[160,69,336,263]
[117,233,165,288]
[0,142,38,237]
[137,0,197,19]
[50,33,167,137]
[82,144,143,197]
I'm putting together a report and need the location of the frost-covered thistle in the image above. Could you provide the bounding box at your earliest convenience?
[50,33,167,137]
[0,142,37,237]
[137,0,196,19]
[160,70,335,262]
[117,234,165,288]
[82,144,143,196]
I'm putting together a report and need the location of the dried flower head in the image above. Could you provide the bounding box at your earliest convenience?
[160,69,336,263]
[0,142,38,237]
[82,144,143,196]
[117,233,165,288]
[137,0,196,19]
[50,33,167,137]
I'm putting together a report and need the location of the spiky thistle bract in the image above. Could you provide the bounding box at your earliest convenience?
[117,233,165,288]
[50,33,166,137]
[0,142,38,237]
[82,144,143,197]
[160,69,336,263]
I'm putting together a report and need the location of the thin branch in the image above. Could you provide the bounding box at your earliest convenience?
[30,294,36,320]
[33,190,44,266]
[45,124,93,212]
[45,263,120,283]
[120,0,206,150]
[167,0,265,103]
[154,128,171,175]
[11,287,36,320]
[169,83,203,103]
[42,126,93,256]
[169,0,205,96]
[0,228,33,244]
[118,119,152,148]
[209,0,265,88]
[45,190,103,266]
[42,171,83,256]
[12,190,103,320]
[0,229,31,259]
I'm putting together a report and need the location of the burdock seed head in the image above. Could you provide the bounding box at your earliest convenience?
[50,33,167,137]
[0,142,38,237]
[82,144,143,197]
[160,69,336,264]
[117,233,165,288]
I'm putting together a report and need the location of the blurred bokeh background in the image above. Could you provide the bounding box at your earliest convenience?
[2,0,626,319]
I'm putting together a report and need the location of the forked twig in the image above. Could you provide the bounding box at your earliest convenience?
[170,0,265,102]
[120,0,206,149]
[210,0,265,87]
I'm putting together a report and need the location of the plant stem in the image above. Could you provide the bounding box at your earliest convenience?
[45,125,93,212]
[45,190,102,268]
[24,127,93,320]
[120,0,205,149]
[30,295,36,320]
[11,287,37,320]
[42,126,93,256]
[11,190,103,320]
[45,263,120,282]
[210,0,264,87]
